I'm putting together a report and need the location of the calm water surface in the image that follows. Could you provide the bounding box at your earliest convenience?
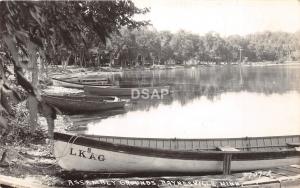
[84,64,300,138]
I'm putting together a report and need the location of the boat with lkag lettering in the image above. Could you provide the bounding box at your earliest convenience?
[53,132,300,173]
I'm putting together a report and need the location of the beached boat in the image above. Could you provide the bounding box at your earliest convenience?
[52,77,112,89]
[84,85,171,96]
[53,132,300,173]
[67,77,110,84]
[42,94,125,114]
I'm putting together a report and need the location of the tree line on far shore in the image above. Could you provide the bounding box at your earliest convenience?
[70,28,299,67]
[102,28,300,66]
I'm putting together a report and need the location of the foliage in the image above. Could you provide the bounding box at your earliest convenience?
[2,101,47,144]
[109,28,300,66]
[0,1,149,137]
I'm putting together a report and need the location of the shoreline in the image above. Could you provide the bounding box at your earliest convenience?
[48,61,300,77]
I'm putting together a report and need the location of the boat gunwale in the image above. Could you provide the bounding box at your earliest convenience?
[80,133,300,141]
[52,77,112,87]
[42,95,125,104]
[84,85,170,91]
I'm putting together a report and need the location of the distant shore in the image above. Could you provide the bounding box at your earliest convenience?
[47,60,300,79]
[239,61,300,67]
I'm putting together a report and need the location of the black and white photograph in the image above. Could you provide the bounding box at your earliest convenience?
[0,0,300,187]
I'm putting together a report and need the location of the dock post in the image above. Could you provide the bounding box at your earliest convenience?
[223,153,232,175]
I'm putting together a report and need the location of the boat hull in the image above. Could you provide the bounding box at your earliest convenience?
[84,86,170,96]
[53,133,300,173]
[52,78,111,89]
[43,95,125,114]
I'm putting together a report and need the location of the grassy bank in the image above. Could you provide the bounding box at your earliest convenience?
[0,99,73,186]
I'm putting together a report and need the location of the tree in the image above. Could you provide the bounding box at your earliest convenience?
[169,30,200,64]
[0,1,149,138]
[158,31,174,63]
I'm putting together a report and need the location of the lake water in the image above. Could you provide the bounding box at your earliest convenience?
[84,64,300,138]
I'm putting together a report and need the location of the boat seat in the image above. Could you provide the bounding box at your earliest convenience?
[287,142,300,147]
[217,146,240,151]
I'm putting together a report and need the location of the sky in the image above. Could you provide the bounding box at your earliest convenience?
[133,0,300,36]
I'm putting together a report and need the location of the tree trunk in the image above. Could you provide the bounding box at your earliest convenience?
[63,53,71,70]
[80,50,83,67]
[38,55,47,83]
[0,60,6,83]
[0,149,8,167]
[46,116,54,139]
[28,53,39,132]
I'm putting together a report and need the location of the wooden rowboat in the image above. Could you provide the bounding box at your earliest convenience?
[84,85,170,96]
[52,78,112,89]
[42,94,125,114]
[66,77,109,85]
[53,132,300,173]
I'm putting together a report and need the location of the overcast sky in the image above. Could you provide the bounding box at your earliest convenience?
[133,0,300,36]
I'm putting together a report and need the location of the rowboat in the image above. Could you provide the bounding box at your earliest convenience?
[84,86,171,96]
[42,94,125,114]
[66,77,110,84]
[53,132,300,173]
[52,77,112,89]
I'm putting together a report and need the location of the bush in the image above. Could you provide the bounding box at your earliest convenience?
[1,101,47,145]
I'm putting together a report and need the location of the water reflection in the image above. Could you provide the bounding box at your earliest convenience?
[87,91,300,138]
[84,65,300,138]
[109,65,300,110]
